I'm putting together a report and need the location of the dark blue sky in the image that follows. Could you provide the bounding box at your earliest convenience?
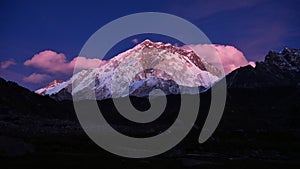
[0,0,299,90]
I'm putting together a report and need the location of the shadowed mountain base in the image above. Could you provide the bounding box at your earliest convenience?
[0,75,299,168]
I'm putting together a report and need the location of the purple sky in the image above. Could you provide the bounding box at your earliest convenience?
[0,0,299,90]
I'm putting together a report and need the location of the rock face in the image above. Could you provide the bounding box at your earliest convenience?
[36,40,222,100]
[227,48,300,88]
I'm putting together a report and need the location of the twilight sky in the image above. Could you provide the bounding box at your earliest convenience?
[0,0,299,90]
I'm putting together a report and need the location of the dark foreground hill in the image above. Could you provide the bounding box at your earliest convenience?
[0,76,300,168]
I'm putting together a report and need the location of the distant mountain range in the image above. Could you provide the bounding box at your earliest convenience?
[227,48,300,88]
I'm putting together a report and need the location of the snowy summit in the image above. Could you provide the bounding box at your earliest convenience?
[36,40,223,100]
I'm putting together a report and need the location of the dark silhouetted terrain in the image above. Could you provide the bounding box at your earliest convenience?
[0,48,300,168]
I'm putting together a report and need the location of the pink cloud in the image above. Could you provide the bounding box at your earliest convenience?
[248,61,256,67]
[23,73,51,84]
[69,57,106,71]
[132,38,139,44]
[183,44,254,74]
[24,50,105,75]
[0,60,16,70]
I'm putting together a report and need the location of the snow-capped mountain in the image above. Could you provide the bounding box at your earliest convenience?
[36,40,223,100]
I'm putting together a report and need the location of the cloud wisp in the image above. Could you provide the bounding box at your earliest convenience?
[132,38,139,44]
[23,73,51,84]
[0,60,16,70]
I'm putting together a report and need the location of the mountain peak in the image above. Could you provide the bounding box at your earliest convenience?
[140,39,155,45]
[281,47,300,55]
[131,40,217,73]
[48,80,64,87]
[137,39,171,49]
[264,48,300,71]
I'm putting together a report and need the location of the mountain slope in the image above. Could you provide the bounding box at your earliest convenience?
[35,80,64,95]
[0,77,74,119]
